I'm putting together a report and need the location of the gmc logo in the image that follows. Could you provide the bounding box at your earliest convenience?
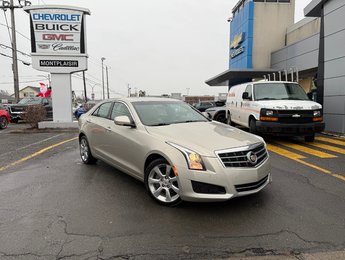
[42,34,73,41]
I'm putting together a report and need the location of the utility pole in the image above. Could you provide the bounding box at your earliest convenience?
[0,1,31,102]
[106,66,109,99]
[10,0,19,102]
[101,57,106,100]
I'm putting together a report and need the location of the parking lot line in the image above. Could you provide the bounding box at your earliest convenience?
[267,143,345,182]
[0,137,78,172]
[309,142,345,155]
[267,144,305,160]
[316,137,345,146]
[274,141,337,158]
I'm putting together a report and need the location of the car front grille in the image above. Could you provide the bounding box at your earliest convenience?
[216,143,268,168]
[277,110,314,124]
[234,175,269,192]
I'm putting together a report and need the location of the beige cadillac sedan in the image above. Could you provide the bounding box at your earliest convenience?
[78,98,271,206]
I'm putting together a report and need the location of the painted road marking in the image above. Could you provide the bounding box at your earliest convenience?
[0,137,78,172]
[275,141,337,158]
[267,143,345,182]
[0,134,64,159]
[316,137,345,146]
[309,142,345,155]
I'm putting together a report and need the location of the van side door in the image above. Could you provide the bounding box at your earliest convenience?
[240,84,253,126]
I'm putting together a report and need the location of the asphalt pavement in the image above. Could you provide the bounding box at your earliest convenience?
[0,124,344,259]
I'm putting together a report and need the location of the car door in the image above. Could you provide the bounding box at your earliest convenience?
[87,102,113,158]
[102,102,147,178]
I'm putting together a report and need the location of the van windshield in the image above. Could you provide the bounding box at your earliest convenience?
[254,83,309,101]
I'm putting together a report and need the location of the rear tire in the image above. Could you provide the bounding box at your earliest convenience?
[0,116,8,129]
[214,112,226,124]
[79,136,97,164]
[249,118,257,134]
[304,134,315,142]
[145,158,181,206]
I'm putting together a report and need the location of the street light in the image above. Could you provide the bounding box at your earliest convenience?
[101,57,106,100]
[89,83,99,100]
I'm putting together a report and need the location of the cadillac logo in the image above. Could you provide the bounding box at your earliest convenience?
[246,151,258,165]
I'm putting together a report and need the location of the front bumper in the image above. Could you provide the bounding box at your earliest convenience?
[174,156,271,202]
[256,121,325,136]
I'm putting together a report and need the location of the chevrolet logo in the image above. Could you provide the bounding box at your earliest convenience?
[292,114,301,118]
[230,32,244,49]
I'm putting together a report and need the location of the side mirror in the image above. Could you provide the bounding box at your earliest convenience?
[242,92,250,100]
[114,115,136,128]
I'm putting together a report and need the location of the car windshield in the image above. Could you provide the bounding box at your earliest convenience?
[18,97,42,105]
[132,101,208,126]
[254,83,309,101]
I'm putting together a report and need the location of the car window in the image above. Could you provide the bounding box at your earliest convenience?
[132,101,207,126]
[92,102,112,119]
[111,102,133,121]
[245,85,252,100]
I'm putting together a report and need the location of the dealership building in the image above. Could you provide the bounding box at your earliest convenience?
[206,0,345,134]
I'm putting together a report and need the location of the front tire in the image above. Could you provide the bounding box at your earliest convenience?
[79,136,97,164]
[0,116,8,129]
[249,118,257,134]
[305,134,315,142]
[226,112,234,126]
[145,158,181,206]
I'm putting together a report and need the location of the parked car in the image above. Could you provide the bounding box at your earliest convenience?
[7,97,53,123]
[0,107,10,129]
[205,101,227,123]
[193,101,217,112]
[78,97,271,206]
[225,80,325,142]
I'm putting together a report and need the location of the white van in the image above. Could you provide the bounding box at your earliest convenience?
[225,80,325,142]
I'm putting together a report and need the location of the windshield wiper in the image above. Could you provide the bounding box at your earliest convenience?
[175,120,206,124]
[149,123,171,126]
[256,98,278,101]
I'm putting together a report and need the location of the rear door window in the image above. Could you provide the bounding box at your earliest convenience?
[92,102,112,119]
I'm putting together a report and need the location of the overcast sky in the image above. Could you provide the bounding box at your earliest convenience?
[0,0,312,99]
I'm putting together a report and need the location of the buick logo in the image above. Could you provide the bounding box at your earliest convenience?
[246,151,258,165]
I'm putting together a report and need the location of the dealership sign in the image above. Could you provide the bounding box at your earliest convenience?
[24,5,90,73]
[30,9,84,54]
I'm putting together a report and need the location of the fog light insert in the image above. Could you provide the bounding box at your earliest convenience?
[191,181,226,194]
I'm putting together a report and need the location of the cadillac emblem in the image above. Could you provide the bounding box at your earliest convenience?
[246,151,258,165]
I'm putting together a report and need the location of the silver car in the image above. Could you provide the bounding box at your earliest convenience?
[78,98,271,206]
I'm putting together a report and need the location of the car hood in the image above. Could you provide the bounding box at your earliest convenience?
[145,121,263,157]
[256,100,322,110]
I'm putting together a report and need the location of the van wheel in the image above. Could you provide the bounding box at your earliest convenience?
[305,134,315,142]
[226,112,234,126]
[249,118,257,134]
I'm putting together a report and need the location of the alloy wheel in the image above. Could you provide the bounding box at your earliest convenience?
[148,163,180,204]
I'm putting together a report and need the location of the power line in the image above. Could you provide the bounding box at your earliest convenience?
[2,11,12,42]
[0,51,30,65]
[0,43,31,57]
[0,23,31,42]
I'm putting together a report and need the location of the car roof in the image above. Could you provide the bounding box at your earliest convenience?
[100,97,182,103]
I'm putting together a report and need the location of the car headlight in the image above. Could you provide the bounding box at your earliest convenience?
[265,110,274,116]
[313,110,321,117]
[167,142,206,171]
